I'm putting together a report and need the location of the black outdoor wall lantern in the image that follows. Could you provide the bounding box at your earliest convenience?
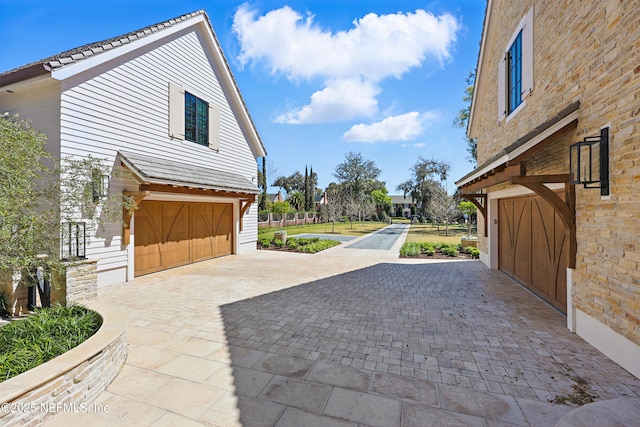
[92,172,110,202]
[570,127,609,196]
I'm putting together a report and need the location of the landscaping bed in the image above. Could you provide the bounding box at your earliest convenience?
[400,242,480,260]
[258,236,341,254]
[0,304,102,381]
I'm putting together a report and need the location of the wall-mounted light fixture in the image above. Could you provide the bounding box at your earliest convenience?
[92,172,110,202]
[570,127,609,196]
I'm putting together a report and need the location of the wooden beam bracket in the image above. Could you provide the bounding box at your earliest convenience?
[122,190,149,245]
[460,193,488,237]
[509,174,576,268]
[239,195,256,231]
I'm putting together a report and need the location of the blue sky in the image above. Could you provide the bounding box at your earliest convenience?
[0,0,485,195]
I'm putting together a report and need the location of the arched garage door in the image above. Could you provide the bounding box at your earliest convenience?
[134,201,233,276]
[499,195,568,313]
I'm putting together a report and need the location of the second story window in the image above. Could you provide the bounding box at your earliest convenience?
[169,82,220,150]
[498,7,533,121]
[185,92,209,146]
[507,31,523,114]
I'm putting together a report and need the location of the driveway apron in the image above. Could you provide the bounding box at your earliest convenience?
[345,223,409,250]
[43,225,640,427]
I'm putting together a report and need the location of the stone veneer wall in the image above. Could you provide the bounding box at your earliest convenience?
[0,303,127,426]
[469,0,640,351]
[63,259,98,305]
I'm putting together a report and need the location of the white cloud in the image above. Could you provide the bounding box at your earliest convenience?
[275,78,379,124]
[343,111,438,143]
[233,4,459,124]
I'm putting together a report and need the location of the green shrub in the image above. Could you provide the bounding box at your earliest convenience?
[400,242,421,257]
[441,246,459,257]
[420,242,435,253]
[299,240,340,253]
[273,239,284,248]
[295,237,319,246]
[468,247,480,259]
[0,305,102,381]
[423,247,436,256]
[259,238,271,248]
[287,240,299,250]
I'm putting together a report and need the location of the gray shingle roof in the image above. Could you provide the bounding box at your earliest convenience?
[119,151,259,194]
[0,10,205,79]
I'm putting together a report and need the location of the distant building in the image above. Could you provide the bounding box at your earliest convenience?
[389,195,418,217]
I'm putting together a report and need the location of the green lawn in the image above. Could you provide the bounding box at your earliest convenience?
[404,222,477,245]
[258,221,388,240]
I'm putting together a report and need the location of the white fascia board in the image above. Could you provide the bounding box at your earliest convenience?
[458,110,579,188]
[455,153,508,187]
[51,16,205,81]
[197,19,267,159]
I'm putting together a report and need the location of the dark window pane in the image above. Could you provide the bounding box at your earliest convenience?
[184,92,209,145]
[185,92,197,142]
[196,98,209,146]
[508,31,523,114]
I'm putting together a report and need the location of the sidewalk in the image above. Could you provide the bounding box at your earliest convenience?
[43,228,640,426]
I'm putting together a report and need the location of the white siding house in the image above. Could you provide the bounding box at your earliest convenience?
[0,11,266,286]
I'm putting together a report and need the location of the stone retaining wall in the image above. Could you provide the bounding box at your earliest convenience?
[0,303,127,426]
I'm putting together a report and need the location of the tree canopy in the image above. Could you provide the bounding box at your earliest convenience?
[396,157,450,217]
[453,70,477,164]
[333,152,382,196]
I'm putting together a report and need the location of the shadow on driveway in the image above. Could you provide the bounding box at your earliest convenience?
[219,261,640,426]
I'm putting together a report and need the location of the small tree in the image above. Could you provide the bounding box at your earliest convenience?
[320,200,343,233]
[286,191,305,212]
[0,114,136,290]
[270,201,291,230]
[371,189,392,216]
[430,186,459,236]
[459,200,477,237]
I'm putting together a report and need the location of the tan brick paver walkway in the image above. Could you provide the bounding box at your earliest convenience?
[44,229,640,426]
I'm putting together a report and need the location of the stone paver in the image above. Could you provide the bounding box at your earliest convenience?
[42,226,640,426]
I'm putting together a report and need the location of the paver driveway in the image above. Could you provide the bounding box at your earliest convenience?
[45,228,640,426]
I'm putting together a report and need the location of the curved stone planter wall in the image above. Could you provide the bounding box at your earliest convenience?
[0,302,128,426]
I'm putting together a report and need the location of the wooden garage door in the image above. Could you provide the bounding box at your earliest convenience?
[135,201,233,276]
[499,195,568,313]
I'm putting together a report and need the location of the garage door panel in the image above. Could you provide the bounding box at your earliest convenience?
[499,195,568,313]
[135,201,234,276]
[513,199,531,286]
[192,204,215,262]
[499,200,515,275]
[162,203,191,269]
[134,201,164,276]
[214,204,233,256]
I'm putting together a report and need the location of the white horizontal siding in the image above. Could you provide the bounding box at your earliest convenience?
[60,30,256,176]
[57,26,259,278]
[0,80,61,157]
[239,202,259,246]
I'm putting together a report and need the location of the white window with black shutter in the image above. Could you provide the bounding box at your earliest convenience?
[168,82,220,150]
[498,6,533,122]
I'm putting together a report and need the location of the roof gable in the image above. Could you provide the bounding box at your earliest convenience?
[0,10,266,158]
